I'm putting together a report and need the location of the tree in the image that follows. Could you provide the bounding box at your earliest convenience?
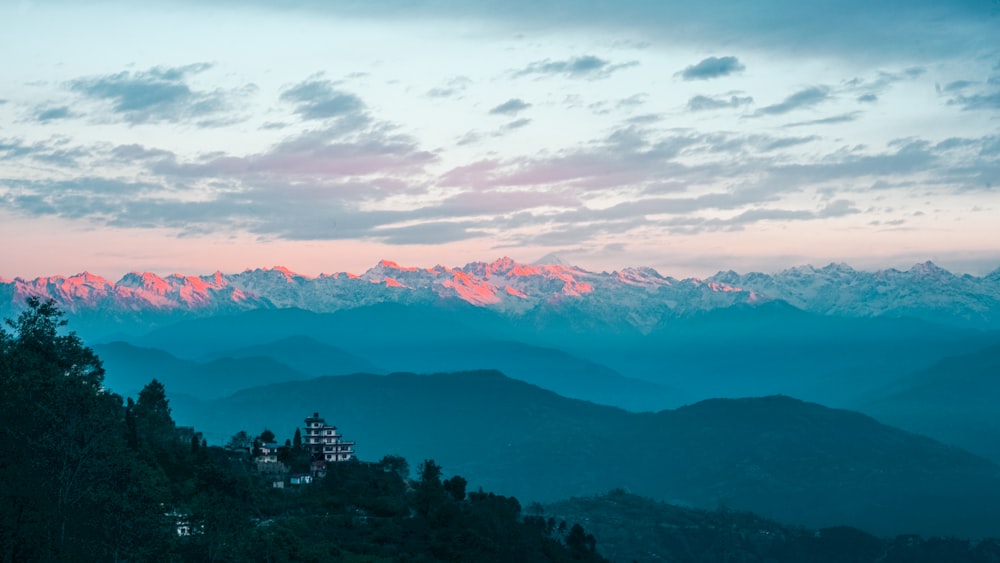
[443,475,467,502]
[293,427,302,449]
[418,459,442,485]
[0,299,170,561]
[380,455,410,480]
[415,459,446,519]
[566,523,597,558]
[259,428,276,444]
[225,430,251,453]
[133,379,176,456]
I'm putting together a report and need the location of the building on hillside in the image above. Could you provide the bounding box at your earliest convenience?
[255,441,285,473]
[303,412,356,464]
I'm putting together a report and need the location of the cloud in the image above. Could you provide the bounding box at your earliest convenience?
[783,111,862,127]
[4,93,996,252]
[68,64,243,125]
[280,78,366,120]
[753,86,831,116]
[154,125,435,180]
[0,137,90,168]
[36,106,72,122]
[947,90,1000,111]
[758,135,819,151]
[679,56,745,80]
[941,80,975,92]
[503,118,532,130]
[687,94,753,111]
[425,76,472,99]
[844,67,924,105]
[587,94,648,115]
[514,55,637,79]
[195,1,994,66]
[489,98,531,115]
[372,221,485,245]
[110,144,174,161]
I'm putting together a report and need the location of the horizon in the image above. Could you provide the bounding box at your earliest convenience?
[3,254,998,283]
[2,1,999,280]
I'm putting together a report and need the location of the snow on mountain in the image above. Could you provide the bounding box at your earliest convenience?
[3,258,999,329]
[705,260,1000,327]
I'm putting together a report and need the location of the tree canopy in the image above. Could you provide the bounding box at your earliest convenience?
[0,300,609,562]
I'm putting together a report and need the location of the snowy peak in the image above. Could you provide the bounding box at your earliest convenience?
[373,259,419,273]
[531,252,570,266]
[2,259,999,329]
[907,260,954,281]
[614,267,674,287]
[12,272,115,310]
[702,260,1000,326]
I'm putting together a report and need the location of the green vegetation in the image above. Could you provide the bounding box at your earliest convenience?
[0,299,605,562]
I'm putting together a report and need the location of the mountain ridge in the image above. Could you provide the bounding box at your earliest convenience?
[4,257,1000,331]
[168,369,1000,538]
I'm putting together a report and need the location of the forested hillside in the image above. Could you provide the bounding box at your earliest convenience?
[172,371,1000,538]
[0,299,605,562]
[546,490,1000,563]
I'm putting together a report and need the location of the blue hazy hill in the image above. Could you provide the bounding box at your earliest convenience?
[167,370,1000,539]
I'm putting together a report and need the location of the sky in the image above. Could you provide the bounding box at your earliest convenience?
[1,0,999,279]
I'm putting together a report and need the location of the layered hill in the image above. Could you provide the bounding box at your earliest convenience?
[119,302,996,411]
[545,491,1000,563]
[4,258,1000,337]
[862,343,1000,464]
[169,370,1000,538]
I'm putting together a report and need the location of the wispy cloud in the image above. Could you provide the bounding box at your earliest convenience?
[35,106,72,122]
[784,112,862,127]
[425,76,472,99]
[753,86,831,116]
[679,56,745,80]
[2,125,997,249]
[68,64,246,126]
[489,98,531,115]
[0,137,91,168]
[947,90,1000,111]
[514,55,637,79]
[280,78,367,121]
[687,94,753,112]
[502,118,532,130]
[940,80,976,92]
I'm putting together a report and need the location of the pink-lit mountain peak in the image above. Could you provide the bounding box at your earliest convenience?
[18,272,114,299]
[119,271,172,292]
[22,271,114,287]
[240,266,309,281]
[375,259,419,272]
[615,267,673,287]
[271,265,311,279]
[5,258,997,329]
[463,256,579,279]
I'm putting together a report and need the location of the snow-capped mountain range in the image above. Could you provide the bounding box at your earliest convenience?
[3,257,1000,330]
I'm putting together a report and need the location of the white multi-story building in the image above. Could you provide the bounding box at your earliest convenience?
[303,412,355,463]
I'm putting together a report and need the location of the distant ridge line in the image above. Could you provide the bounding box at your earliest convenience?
[2,257,999,330]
